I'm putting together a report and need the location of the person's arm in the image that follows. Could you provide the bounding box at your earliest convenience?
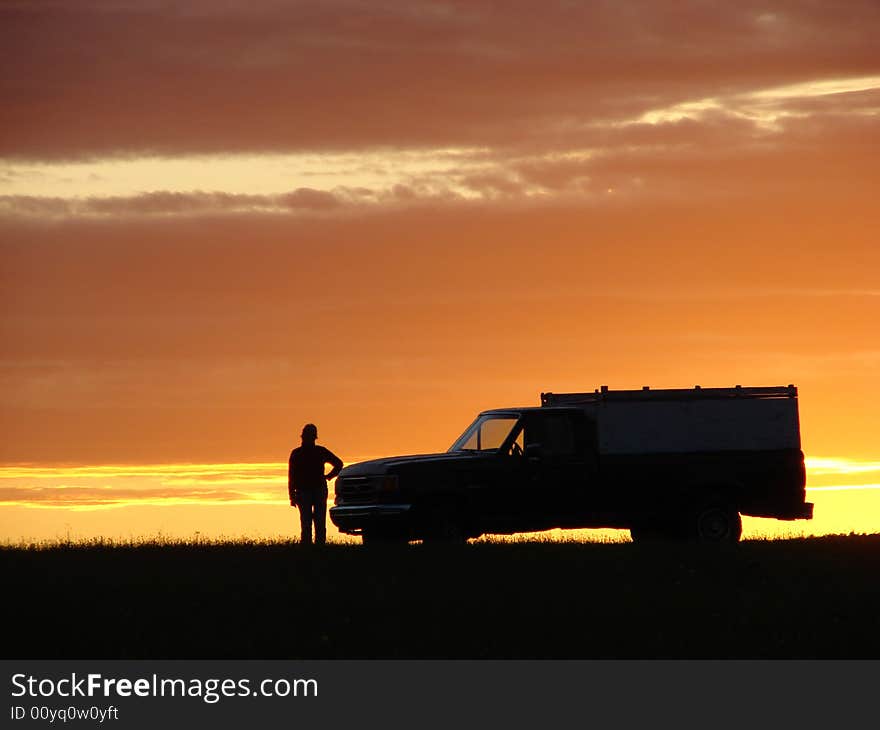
[324,448,344,482]
[288,451,297,507]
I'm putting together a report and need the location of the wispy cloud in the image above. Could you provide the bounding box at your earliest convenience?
[805,457,880,476]
[1,458,877,509]
[749,75,880,101]
[807,484,880,492]
[0,462,292,508]
[805,458,880,490]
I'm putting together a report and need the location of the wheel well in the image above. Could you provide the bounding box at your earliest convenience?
[414,494,468,529]
[680,482,743,512]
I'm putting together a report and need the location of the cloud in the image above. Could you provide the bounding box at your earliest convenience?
[2,97,877,218]
[2,1,879,160]
[277,188,341,210]
[0,187,351,218]
[2,68,877,219]
[0,485,267,507]
[0,462,292,507]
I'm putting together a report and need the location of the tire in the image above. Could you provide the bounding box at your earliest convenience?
[693,504,742,544]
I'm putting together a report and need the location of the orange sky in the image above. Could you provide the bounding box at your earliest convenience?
[1,2,879,541]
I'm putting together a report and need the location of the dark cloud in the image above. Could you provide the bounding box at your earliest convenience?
[277,188,341,210]
[1,1,878,159]
[0,187,349,217]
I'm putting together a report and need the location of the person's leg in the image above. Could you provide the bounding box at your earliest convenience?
[298,493,313,544]
[314,492,327,545]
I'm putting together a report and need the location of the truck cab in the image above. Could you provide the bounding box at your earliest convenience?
[330,406,594,543]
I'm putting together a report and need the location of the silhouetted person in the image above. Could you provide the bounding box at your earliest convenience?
[288,423,343,545]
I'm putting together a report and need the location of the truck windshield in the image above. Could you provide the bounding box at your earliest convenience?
[449,415,519,453]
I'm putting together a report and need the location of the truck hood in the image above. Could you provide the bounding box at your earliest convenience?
[339,451,490,476]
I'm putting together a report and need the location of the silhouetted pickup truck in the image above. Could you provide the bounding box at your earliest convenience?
[330,385,813,544]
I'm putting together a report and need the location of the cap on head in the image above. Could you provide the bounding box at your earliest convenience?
[301,423,318,440]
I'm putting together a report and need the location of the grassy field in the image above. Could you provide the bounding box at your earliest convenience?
[3,534,879,659]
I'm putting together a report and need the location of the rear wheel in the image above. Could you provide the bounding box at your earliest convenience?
[630,503,742,545]
[694,504,742,544]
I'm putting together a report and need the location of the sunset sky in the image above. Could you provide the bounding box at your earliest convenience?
[1,1,879,542]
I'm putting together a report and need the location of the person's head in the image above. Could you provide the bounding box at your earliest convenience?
[301,423,318,444]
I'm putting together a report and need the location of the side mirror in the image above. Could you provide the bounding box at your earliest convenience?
[524,443,543,460]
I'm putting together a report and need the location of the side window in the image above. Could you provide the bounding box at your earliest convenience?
[527,414,577,456]
[507,426,524,456]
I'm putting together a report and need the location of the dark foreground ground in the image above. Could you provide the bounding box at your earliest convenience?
[3,535,879,658]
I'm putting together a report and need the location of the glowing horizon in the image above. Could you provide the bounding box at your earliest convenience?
[1,456,877,544]
[3,454,880,509]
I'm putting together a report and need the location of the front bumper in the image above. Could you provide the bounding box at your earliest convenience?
[329,503,413,534]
